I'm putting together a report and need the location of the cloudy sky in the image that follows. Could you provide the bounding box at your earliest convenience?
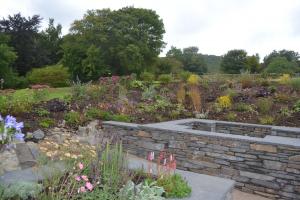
[1,0,299,58]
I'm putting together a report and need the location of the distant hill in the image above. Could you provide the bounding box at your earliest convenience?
[201,54,222,73]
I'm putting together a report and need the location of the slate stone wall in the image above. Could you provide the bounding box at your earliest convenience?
[102,120,300,199]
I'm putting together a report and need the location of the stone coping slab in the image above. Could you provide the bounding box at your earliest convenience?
[128,155,235,200]
[103,119,300,148]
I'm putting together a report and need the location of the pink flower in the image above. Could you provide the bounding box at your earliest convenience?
[85,182,93,191]
[78,162,84,170]
[75,176,81,181]
[147,152,155,161]
[81,175,89,182]
[79,186,86,193]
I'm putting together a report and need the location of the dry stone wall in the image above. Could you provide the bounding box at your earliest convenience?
[102,119,300,200]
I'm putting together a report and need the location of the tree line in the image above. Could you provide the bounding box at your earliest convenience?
[0,7,300,88]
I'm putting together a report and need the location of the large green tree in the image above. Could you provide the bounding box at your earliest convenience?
[263,50,299,67]
[245,54,260,73]
[0,34,17,87]
[166,46,207,74]
[36,18,63,66]
[0,13,42,75]
[62,7,165,81]
[220,49,248,74]
[264,57,299,74]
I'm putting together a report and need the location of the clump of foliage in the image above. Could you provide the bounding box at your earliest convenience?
[35,108,50,117]
[85,107,103,120]
[259,115,274,125]
[226,112,237,121]
[176,83,186,104]
[178,71,192,81]
[279,74,291,84]
[111,114,131,122]
[119,180,165,200]
[0,182,42,200]
[39,118,55,128]
[187,74,200,85]
[64,111,82,126]
[239,72,254,88]
[293,100,300,112]
[256,98,273,114]
[289,78,300,91]
[142,85,157,100]
[140,71,155,82]
[279,107,293,117]
[216,95,232,110]
[235,103,255,113]
[27,65,70,87]
[264,57,299,74]
[157,74,173,84]
[156,174,191,198]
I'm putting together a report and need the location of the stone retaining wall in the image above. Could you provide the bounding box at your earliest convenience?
[102,119,300,200]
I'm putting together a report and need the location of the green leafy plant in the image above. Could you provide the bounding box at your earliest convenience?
[140,71,155,82]
[0,182,42,200]
[293,100,300,112]
[64,111,82,126]
[157,74,173,84]
[142,85,157,100]
[289,78,300,91]
[256,98,273,114]
[235,103,255,113]
[35,108,50,117]
[157,174,191,198]
[279,107,293,117]
[259,115,274,125]
[111,114,131,122]
[27,64,70,87]
[226,112,237,121]
[85,107,103,120]
[33,89,49,102]
[119,180,165,200]
[39,118,55,128]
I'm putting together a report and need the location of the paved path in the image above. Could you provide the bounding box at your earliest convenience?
[233,190,271,200]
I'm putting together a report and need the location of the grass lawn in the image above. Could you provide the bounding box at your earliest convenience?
[3,87,71,102]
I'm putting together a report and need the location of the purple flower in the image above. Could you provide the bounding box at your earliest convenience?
[14,133,24,141]
[15,122,24,131]
[5,115,17,128]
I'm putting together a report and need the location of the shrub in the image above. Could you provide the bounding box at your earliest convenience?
[239,73,254,88]
[268,85,277,93]
[0,96,9,115]
[35,108,50,117]
[235,103,255,112]
[27,65,70,87]
[189,86,202,112]
[157,174,191,198]
[279,74,291,84]
[176,83,186,104]
[119,180,165,200]
[140,71,155,82]
[225,88,238,99]
[39,118,55,128]
[259,116,274,125]
[289,78,300,91]
[216,95,232,110]
[142,85,157,100]
[187,74,200,85]
[256,98,273,114]
[0,181,42,199]
[275,93,290,103]
[111,114,131,122]
[293,100,300,112]
[279,107,293,117]
[64,111,82,126]
[157,74,173,84]
[85,107,103,120]
[226,112,237,121]
[179,71,192,81]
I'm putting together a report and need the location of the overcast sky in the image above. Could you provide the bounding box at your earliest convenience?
[0,0,299,58]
